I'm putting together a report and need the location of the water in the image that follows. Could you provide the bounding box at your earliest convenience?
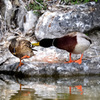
[0,74,100,100]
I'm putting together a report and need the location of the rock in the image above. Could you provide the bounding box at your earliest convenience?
[11,8,38,34]
[12,0,20,6]
[0,0,38,35]
[35,2,100,40]
[0,30,100,77]
[0,51,100,77]
[23,11,38,34]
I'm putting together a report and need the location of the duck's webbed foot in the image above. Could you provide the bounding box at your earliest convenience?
[65,53,74,63]
[16,59,24,69]
[74,54,83,64]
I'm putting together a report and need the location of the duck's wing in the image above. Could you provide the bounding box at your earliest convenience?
[66,32,77,37]
[68,32,92,44]
[80,33,92,44]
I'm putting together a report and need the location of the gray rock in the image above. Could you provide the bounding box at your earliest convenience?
[35,2,100,40]
[0,0,38,35]
[0,57,100,77]
[0,30,100,77]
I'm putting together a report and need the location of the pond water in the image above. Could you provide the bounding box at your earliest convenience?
[0,74,100,100]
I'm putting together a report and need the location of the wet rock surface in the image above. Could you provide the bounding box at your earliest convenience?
[0,74,100,87]
[0,59,100,77]
[0,74,100,100]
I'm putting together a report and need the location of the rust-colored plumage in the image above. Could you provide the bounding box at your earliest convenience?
[54,35,77,53]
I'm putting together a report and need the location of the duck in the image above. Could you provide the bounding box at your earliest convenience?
[9,37,35,69]
[32,32,92,64]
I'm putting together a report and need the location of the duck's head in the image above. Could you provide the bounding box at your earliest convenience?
[8,36,19,47]
[32,38,54,48]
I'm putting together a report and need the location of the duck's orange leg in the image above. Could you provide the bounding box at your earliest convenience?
[16,55,30,69]
[74,54,83,64]
[75,85,83,95]
[21,55,30,59]
[16,59,24,69]
[65,53,74,63]
[69,86,72,94]
[20,84,22,90]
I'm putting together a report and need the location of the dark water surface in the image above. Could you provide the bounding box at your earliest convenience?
[0,74,100,100]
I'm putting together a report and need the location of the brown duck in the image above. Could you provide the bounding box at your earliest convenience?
[32,32,92,64]
[9,38,35,69]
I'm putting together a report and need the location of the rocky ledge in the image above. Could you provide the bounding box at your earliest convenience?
[0,1,100,77]
[0,31,100,77]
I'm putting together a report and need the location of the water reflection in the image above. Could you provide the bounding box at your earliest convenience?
[69,85,83,95]
[10,88,35,100]
[0,74,100,100]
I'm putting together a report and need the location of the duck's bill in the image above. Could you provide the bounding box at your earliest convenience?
[32,48,37,51]
[32,42,40,46]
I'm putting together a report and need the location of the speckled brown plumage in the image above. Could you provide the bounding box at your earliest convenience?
[9,39,34,59]
[9,38,35,69]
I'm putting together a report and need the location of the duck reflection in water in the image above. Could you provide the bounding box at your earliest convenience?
[10,87,35,100]
[69,85,83,95]
[9,82,83,100]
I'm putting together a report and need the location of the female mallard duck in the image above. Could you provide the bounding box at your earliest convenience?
[9,38,35,69]
[32,32,92,64]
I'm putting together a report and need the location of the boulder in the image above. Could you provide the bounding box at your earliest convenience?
[35,2,100,40]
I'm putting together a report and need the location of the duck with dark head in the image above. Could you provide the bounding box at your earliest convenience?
[32,32,92,64]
